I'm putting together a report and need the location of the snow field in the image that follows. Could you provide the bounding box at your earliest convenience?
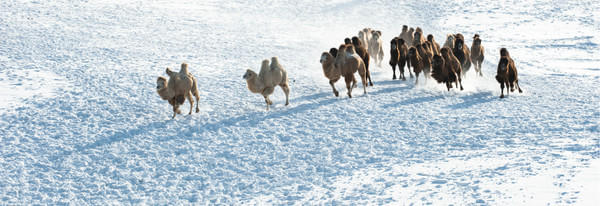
[0,0,598,205]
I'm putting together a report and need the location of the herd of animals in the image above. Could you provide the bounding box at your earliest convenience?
[156,25,523,118]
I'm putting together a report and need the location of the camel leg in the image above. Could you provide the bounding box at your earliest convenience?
[280,84,290,106]
[262,87,274,110]
[169,98,181,119]
[516,80,523,93]
[500,81,506,98]
[510,81,515,92]
[264,96,269,110]
[345,75,353,98]
[191,78,200,113]
[400,63,407,81]
[329,80,339,97]
[479,62,484,76]
[194,93,200,113]
[457,74,463,90]
[367,69,373,86]
[172,104,180,119]
[263,95,272,111]
[360,74,367,94]
[364,58,373,87]
[414,71,420,85]
[397,63,404,80]
[391,64,397,80]
[186,92,194,115]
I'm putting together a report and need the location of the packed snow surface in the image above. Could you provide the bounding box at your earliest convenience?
[0,0,598,205]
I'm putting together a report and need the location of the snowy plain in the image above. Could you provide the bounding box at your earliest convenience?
[0,0,599,205]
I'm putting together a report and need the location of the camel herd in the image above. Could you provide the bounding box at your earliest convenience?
[156,26,523,117]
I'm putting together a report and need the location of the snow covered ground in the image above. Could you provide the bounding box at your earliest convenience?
[0,0,598,204]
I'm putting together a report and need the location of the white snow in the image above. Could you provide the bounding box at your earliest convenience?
[0,0,598,205]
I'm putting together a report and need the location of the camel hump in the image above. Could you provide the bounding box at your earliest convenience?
[260,59,270,73]
[270,56,282,71]
[180,62,189,74]
[261,59,270,68]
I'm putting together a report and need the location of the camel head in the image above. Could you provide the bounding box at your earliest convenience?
[156,76,167,91]
[500,48,510,57]
[498,57,509,72]
[156,76,172,101]
[371,31,380,40]
[473,37,481,46]
[320,52,334,64]
[408,47,418,57]
[446,34,454,42]
[455,39,464,50]
[243,69,256,80]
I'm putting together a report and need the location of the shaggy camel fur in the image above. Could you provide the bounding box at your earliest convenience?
[408,46,425,85]
[369,30,384,67]
[495,48,522,98]
[431,54,452,91]
[416,43,432,80]
[389,38,400,80]
[399,25,409,42]
[320,51,342,97]
[335,44,367,98]
[399,26,414,47]
[427,34,441,55]
[412,29,426,48]
[358,30,369,52]
[471,34,485,76]
[156,62,200,119]
[443,34,455,49]
[423,42,435,57]
[243,57,290,110]
[431,47,463,91]
[329,47,338,58]
[362,28,372,44]
[351,36,373,86]
[453,34,472,77]
[441,47,463,89]
[415,27,424,41]
[390,37,411,80]
[344,38,352,45]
